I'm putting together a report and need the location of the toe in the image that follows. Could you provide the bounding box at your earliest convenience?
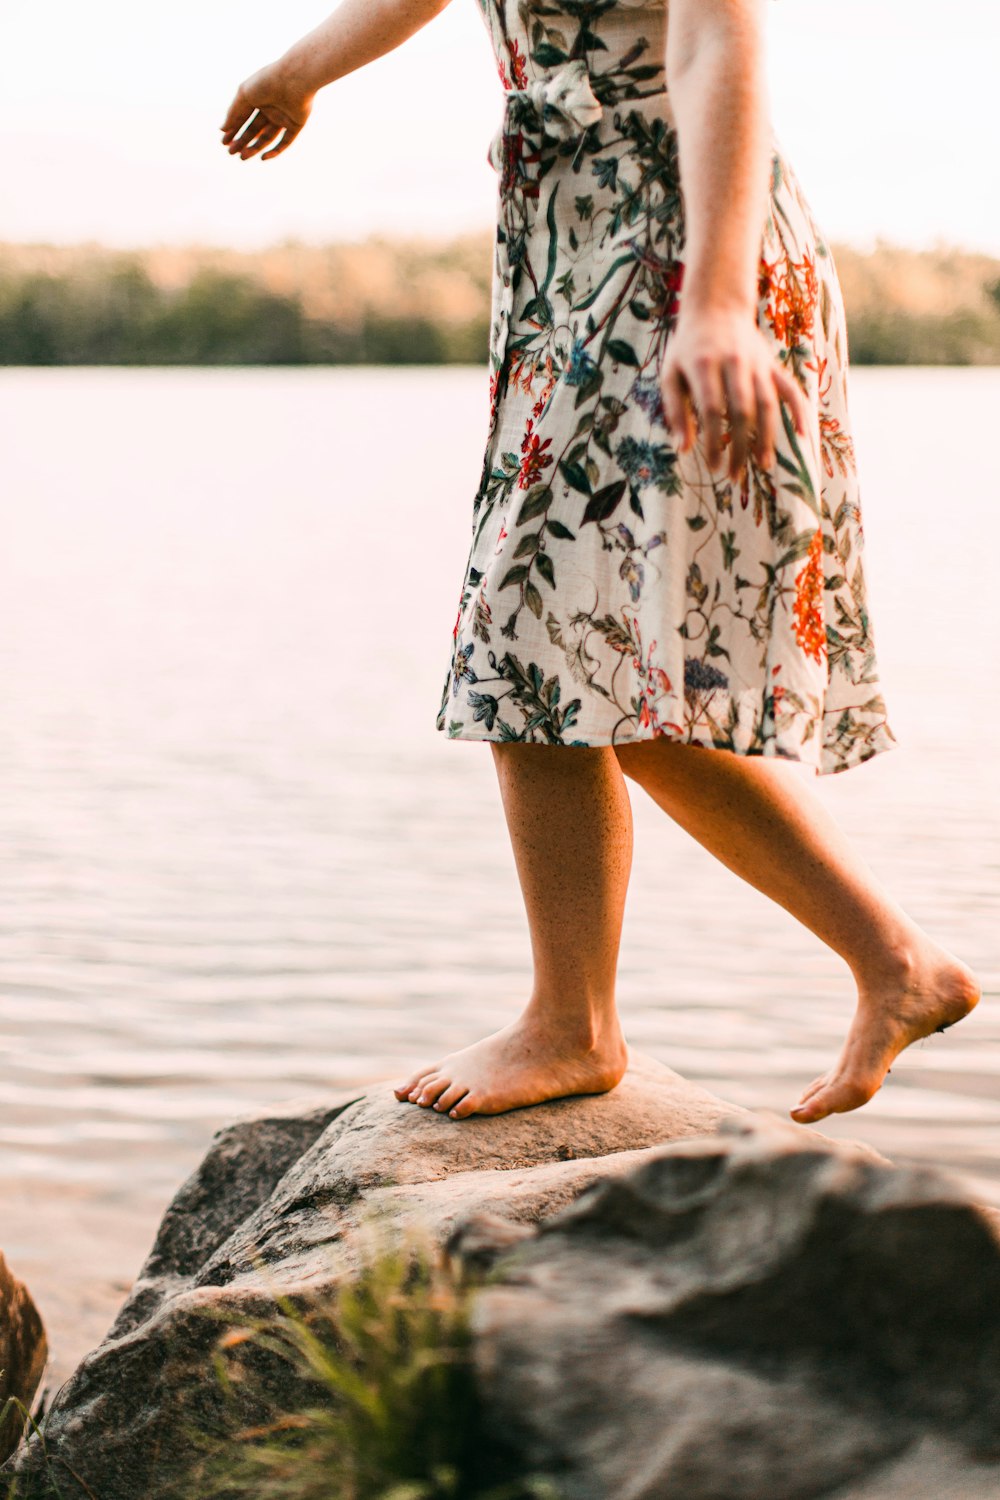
[449,1092,477,1120]
[415,1075,450,1108]
[433,1081,468,1113]
[795,1077,825,1108]
[790,1077,829,1122]
[790,1098,826,1124]
[405,1070,439,1102]
[394,1065,440,1100]
[792,1077,875,1124]
[826,1078,879,1115]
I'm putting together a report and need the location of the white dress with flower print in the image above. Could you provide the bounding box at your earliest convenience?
[436,0,896,775]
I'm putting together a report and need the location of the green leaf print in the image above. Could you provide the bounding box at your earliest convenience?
[776,402,820,516]
[582,480,627,525]
[536,551,557,589]
[498,564,529,590]
[517,486,550,524]
[542,185,561,296]
[560,460,593,495]
[574,254,635,311]
[775,529,820,571]
[606,338,640,366]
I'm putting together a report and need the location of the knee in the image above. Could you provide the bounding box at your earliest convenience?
[612,743,648,783]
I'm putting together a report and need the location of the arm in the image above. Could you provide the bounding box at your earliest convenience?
[221,0,453,162]
[658,0,808,480]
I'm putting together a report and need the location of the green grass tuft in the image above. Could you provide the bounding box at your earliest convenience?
[180,1228,554,1500]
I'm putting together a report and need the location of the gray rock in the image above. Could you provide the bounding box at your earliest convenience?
[7,1051,993,1500]
[2,1052,744,1497]
[472,1115,1000,1499]
[0,1252,47,1462]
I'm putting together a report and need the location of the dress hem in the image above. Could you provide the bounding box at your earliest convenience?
[435,716,898,778]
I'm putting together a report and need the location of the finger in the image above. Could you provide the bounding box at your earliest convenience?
[261,125,301,161]
[228,109,268,153]
[659,362,692,451]
[752,371,778,469]
[240,121,283,159]
[773,366,810,435]
[676,391,696,454]
[689,358,727,468]
[236,114,278,157]
[721,356,754,481]
[220,92,255,142]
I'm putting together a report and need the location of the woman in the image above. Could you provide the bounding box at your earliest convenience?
[221,0,979,1127]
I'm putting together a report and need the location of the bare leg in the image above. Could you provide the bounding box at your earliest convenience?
[615,740,980,1122]
[393,744,631,1119]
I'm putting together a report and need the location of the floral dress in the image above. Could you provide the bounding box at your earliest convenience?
[436,0,896,775]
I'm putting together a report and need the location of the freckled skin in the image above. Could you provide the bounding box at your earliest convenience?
[394,741,979,1124]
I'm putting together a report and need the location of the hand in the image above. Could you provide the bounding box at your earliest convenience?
[220,60,315,161]
[658,302,810,481]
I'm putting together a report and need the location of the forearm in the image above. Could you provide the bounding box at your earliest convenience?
[277,0,451,94]
[666,0,772,315]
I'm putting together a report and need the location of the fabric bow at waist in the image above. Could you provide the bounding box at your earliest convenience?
[487,58,603,171]
[517,57,604,139]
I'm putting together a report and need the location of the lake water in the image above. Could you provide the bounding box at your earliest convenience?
[1,365,998,1381]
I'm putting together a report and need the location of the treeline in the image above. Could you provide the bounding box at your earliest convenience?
[1,235,998,366]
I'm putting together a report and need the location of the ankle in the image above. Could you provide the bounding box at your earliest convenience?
[851,936,923,996]
[522,994,623,1053]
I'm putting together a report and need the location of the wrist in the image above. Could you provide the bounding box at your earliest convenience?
[275,44,326,96]
[679,284,758,320]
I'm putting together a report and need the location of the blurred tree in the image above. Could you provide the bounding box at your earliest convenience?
[0,238,996,366]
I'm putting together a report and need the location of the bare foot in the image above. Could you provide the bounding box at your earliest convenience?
[790,940,981,1125]
[392,1011,629,1120]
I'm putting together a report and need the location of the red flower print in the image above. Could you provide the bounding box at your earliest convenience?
[758,249,818,346]
[819,413,855,478]
[532,355,557,419]
[792,528,827,664]
[517,418,554,489]
[662,260,684,319]
[508,39,528,90]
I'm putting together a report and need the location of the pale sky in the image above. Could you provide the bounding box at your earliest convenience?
[3,0,998,253]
